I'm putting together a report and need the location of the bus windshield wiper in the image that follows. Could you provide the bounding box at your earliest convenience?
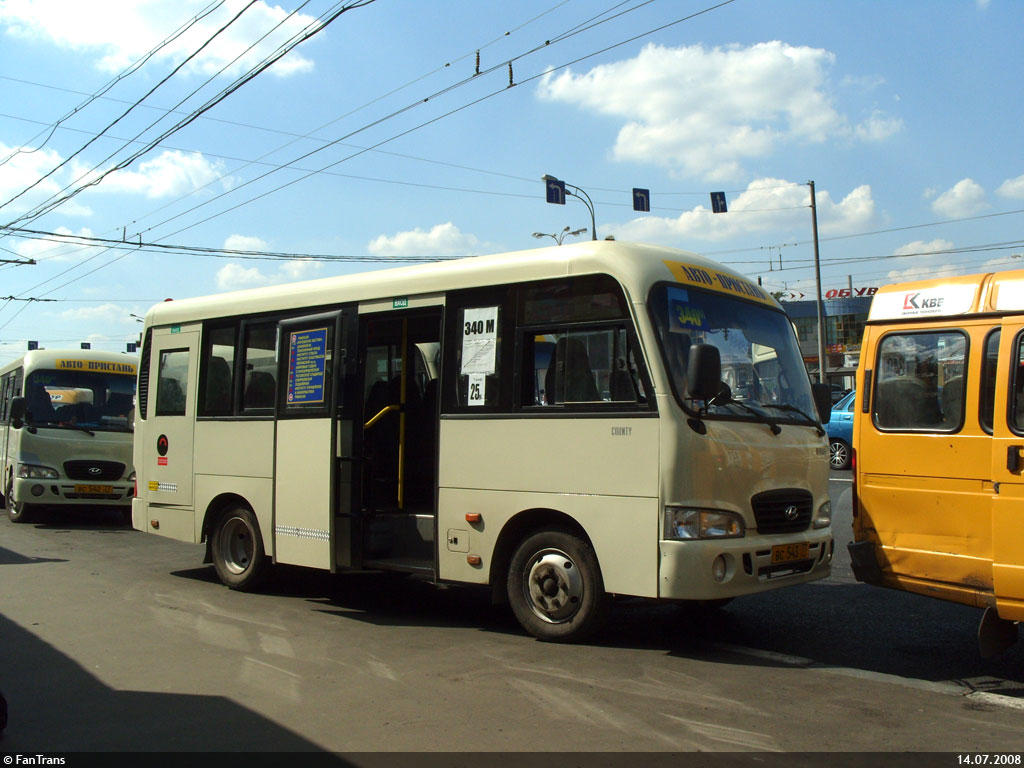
[58,422,96,437]
[760,403,825,436]
[709,388,781,436]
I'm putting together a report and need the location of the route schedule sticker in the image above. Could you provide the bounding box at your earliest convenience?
[461,307,498,375]
[286,327,328,404]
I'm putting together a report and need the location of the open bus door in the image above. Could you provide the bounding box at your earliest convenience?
[273,311,360,570]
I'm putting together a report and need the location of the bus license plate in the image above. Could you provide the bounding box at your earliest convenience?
[771,542,809,564]
[74,484,113,495]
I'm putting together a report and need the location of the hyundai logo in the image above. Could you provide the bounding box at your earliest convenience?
[784,505,799,521]
[88,467,102,476]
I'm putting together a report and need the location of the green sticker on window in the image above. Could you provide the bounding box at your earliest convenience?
[393,298,408,309]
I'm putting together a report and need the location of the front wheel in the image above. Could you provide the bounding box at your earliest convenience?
[507,529,608,642]
[829,439,851,470]
[210,505,269,590]
[5,478,37,524]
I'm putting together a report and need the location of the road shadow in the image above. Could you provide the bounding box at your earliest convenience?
[0,546,66,565]
[0,613,349,753]
[13,505,132,532]
[173,557,1024,693]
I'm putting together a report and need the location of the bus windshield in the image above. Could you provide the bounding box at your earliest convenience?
[24,368,136,432]
[649,283,816,422]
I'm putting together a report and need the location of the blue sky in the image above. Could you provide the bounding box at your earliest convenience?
[0,0,1021,366]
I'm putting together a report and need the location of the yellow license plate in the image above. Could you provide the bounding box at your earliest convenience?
[771,542,809,564]
[74,484,113,495]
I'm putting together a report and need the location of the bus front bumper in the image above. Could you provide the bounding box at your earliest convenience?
[9,476,133,508]
[658,528,834,600]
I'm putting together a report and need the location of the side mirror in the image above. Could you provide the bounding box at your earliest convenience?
[687,343,722,401]
[8,395,26,429]
[811,383,831,423]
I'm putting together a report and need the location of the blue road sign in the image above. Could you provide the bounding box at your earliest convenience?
[632,188,650,212]
[710,191,727,213]
[545,178,566,205]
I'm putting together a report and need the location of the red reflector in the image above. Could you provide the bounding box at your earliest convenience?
[466,555,482,566]
[150,520,160,529]
[465,513,482,523]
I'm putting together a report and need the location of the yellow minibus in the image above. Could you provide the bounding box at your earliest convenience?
[850,270,1024,655]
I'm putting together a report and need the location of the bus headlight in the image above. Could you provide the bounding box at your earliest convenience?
[813,500,832,529]
[18,463,58,480]
[664,507,745,540]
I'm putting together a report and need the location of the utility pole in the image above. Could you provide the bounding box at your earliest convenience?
[810,180,826,384]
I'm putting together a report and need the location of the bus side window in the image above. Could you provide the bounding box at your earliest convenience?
[1012,333,1024,434]
[874,330,965,431]
[241,322,277,412]
[200,324,237,416]
[979,329,1000,433]
[155,350,189,416]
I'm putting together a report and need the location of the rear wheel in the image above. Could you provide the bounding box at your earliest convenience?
[507,529,608,642]
[210,505,269,590]
[829,439,851,470]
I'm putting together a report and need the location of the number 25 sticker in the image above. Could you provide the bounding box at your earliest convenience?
[468,373,485,406]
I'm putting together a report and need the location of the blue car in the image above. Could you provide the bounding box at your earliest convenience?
[825,390,856,470]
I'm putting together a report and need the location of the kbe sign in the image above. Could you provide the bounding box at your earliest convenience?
[825,286,878,299]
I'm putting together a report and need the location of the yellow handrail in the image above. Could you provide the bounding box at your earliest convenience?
[363,404,399,430]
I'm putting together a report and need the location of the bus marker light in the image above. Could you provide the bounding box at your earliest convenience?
[467,555,482,566]
[465,513,481,523]
[150,520,159,529]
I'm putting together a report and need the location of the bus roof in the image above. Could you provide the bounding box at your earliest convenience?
[868,269,1024,322]
[0,348,138,378]
[142,240,781,327]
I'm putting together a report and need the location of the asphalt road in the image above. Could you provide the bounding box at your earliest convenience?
[0,473,1022,754]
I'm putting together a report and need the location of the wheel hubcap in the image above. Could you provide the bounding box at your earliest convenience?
[524,548,583,624]
[220,516,254,575]
[830,442,847,468]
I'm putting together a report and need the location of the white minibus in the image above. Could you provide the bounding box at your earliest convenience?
[132,241,834,641]
[1,349,138,523]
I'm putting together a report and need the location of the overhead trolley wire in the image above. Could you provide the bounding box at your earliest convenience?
[0,0,229,168]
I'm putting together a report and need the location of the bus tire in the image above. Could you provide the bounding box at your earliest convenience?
[210,505,269,591]
[507,529,608,643]
[5,478,36,524]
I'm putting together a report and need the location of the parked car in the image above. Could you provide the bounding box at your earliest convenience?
[831,383,850,404]
[825,390,856,470]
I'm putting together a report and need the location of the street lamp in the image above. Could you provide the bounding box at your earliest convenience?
[532,226,588,245]
[542,175,597,240]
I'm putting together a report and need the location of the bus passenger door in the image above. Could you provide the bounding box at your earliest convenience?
[143,330,199,510]
[990,322,1024,623]
[273,311,352,570]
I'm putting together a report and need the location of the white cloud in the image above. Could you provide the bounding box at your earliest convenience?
[0,0,318,77]
[59,302,131,324]
[216,263,273,290]
[996,174,1024,198]
[0,142,92,217]
[931,178,988,218]
[537,42,900,181]
[214,232,322,290]
[892,238,955,257]
[612,179,878,243]
[854,110,904,141]
[224,234,269,252]
[85,150,228,199]
[367,222,483,257]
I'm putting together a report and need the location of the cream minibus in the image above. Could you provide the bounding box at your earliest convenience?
[850,270,1024,655]
[1,349,138,523]
[133,240,834,641]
